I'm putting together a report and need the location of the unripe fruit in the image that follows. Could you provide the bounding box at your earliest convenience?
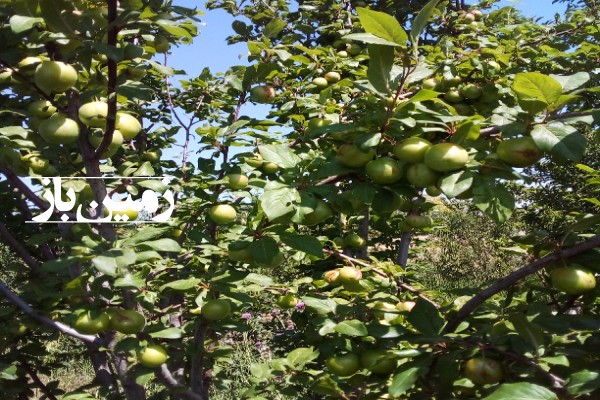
[262,162,280,174]
[393,137,432,163]
[406,163,440,188]
[89,130,124,159]
[464,358,503,385]
[137,345,168,368]
[336,144,375,167]
[78,101,108,128]
[115,112,142,139]
[422,78,440,90]
[28,100,57,118]
[360,350,397,375]
[303,199,333,225]
[227,174,249,190]
[245,153,263,168]
[344,233,366,249]
[74,311,110,335]
[550,266,596,295]
[153,35,170,52]
[201,299,232,320]
[396,301,416,312]
[337,266,362,283]
[424,143,469,172]
[324,71,341,83]
[461,83,482,100]
[277,294,298,309]
[38,114,80,144]
[35,61,78,93]
[326,353,360,376]
[208,204,237,225]
[444,89,464,103]
[366,158,403,184]
[250,85,276,103]
[496,137,542,168]
[324,269,342,286]
[313,77,329,88]
[405,214,433,229]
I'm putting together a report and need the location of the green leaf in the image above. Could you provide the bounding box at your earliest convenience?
[260,187,300,221]
[160,278,202,292]
[473,181,515,224]
[301,296,337,316]
[0,126,29,138]
[263,17,286,38]
[508,313,545,351]
[406,299,444,335]
[243,273,274,287]
[133,161,155,177]
[566,370,600,395]
[249,237,280,265]
[91,255,118,277]
[439,171,475,199]
[0,363,18,380]
[279,232,324,258]
[114,273,145,289]
[156,20,192,40]
[550,72,589,93]
[286,347,319,370]
[9,15,44,33]
[530,124,587,163]
[344,33,404,47]
[117,82,153,101]
[334,320,369,337]
[367,45,395,94]
[39,0,78,34]
[410,0,441,50]
[123,226,169,246]
[139,238,182,253]
[149,327,184,339]
[513,73,563,114]
[258,144,301,168]
[483,383,558,400]
[356,7,408,45]
[389,367,423,397]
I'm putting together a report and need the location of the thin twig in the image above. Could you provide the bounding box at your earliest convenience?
[156,364,206,400]
[0,221,40,271]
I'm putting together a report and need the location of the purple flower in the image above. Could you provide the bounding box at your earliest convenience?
[295,301,305,309]
[241,312,252,320]
[271,309,280,315]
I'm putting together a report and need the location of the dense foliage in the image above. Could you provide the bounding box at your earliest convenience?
[0,0,599,399]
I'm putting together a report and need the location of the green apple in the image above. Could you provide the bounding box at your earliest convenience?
[250,85,276,103]
[202,299,232,320]
[422,78,440,90]
[360,350,397,375]
[38,114,80,144]
[393,137,432,163]
[372,301,397,320]
[496,137,542,167]
[396,301,416,312]
[74,311,110,335]
[245,153,263,168]
[89,130,124,159]
[28,100,57,118]
[262,162,280,174]
[324,269,342,286]
[326,353,360,376]
[17,56,42,75]
[34,61,78,93]
[227,173,249,190]
[366,158,403,184]
[406,163,440,188]
[444,89,464,103]
[108,308,146,334]
[137,345,168,368]
[344,233,366,249]
[302,199,333,225]
[142,150,161,162]
[277,294,298,309]
[312,77,329,88]
[405,214,433,229]
[324,71,341,83]
[307,117,330,131]
[464,358,503,385]
[336,143,375,167]
[550,266,596,295]
[424,143,469,172]
[208,204,237,225]
[228,241,254,263]
[115,112,142,139]
[78,101,108,128]
[153,35,170,52]
[337,266,362,283]
[460,83,482,99]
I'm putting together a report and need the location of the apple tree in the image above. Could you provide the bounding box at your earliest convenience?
[0,0,600,399]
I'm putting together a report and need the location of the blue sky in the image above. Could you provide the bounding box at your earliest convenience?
[170,0,565,78]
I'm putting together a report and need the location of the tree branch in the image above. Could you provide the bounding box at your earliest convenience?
[445,235,600,333]
[0,221,41,271]
[0,279,101,344]
[156,364,206,400]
